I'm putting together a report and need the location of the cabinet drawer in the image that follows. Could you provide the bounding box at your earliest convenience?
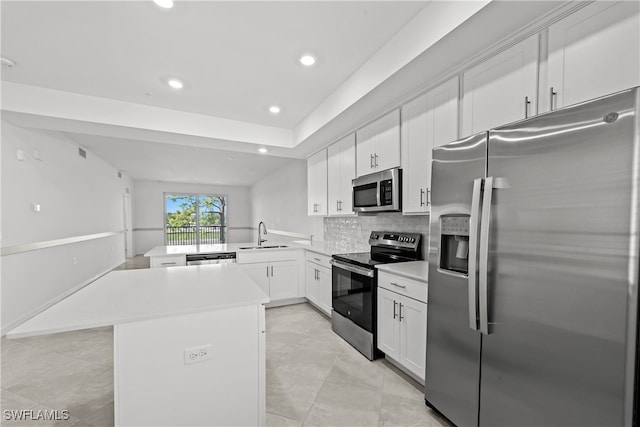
[378,271,427,303]
[237,249,299,264]
[150,254,186,268]
[305,251,332,269]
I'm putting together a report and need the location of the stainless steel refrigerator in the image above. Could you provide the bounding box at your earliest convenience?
[425,87,640,427]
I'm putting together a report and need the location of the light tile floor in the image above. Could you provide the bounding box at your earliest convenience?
[1,257,451,426]
[264,304,450,427]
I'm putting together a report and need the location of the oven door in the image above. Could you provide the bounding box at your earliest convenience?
[331,259,375,332]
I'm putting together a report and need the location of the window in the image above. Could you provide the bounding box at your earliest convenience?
[164,193,227,245]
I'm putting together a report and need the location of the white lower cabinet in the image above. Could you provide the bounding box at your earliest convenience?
[238,250,301,302]
[305,252,332,316]
[270,261,299,300]
[241,261,298,300]
[242,263,271,296]
[377,287,401,358]
[377,272,427,382]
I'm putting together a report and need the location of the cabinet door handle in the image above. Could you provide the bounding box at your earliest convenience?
[375,153,379,167]
[370,154,374,168]
[549,87,557,111]
[393,300,397,319]
[161,262,176,266]
[338,200,342,211]
[267,266,270,277]
[390,282,407,289]
[420,188,425,206]
[271,266,274,277]
[314,257,321,262]
[426,188,431,206]
[524,96,531,118]
[399,303,404,322]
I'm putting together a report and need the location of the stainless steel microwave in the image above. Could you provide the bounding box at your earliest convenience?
[352,167,402,213]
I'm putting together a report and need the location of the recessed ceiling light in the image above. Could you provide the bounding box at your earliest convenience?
[269,105,281,114]
[153,0,174,8]
[299,55,316,67]
[168,79,183,89]
[258,148,268,154]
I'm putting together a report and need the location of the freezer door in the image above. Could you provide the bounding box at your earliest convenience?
[425,132,487,427]
[479,88,640,426]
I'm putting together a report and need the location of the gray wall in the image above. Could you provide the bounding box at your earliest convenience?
[1,121,133,333]
[133,180,252,254]
[250,159,324,242]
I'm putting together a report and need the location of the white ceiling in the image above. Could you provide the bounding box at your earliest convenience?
[1,1,571,186]
[65,133,294,186]
[1,1,426,129]
[0,1,428,185]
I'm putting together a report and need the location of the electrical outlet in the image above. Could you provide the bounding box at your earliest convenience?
[184,344,211,365]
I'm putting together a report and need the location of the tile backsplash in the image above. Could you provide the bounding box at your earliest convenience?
[323,213,430,258]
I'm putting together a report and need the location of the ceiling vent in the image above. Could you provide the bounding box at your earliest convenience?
[78,148,87,159]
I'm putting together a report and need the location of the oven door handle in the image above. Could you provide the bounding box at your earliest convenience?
[329,259,375,278]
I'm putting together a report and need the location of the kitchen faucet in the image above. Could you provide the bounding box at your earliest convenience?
[257,221,268,246]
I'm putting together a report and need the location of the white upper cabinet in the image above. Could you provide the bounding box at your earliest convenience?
[546,1,640,111]
[327,133,356,216]
[401,77,459,214]
[462,34,539,137]
[307,149,327,216]
[356,109,401,177]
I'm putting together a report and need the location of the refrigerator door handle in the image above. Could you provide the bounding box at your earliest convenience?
[479,176,494,335]
[468,178,483,331]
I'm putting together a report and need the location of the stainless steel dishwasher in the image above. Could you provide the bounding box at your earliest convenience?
[185,252,236,265]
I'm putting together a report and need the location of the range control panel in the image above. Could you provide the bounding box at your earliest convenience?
[369,231,421,249]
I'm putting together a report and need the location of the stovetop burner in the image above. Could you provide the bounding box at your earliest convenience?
[331,231,422,269]
[332,252,383,268]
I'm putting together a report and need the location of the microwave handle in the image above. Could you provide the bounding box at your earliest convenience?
[376,181,381,207]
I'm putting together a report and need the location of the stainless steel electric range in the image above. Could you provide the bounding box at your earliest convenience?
[330,231,421,360]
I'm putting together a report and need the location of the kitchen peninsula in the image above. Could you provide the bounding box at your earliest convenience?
[7,264,269,427]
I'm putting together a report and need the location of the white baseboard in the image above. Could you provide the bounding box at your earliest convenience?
[304,299,331,318]
[1,259,123,336]
[384,355,425,387]
[264,297,307,308]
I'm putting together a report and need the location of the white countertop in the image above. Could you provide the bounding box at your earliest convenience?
[376,261,429,283]
[144,243,242,257]
[144,240,345,258]
[7,264,270,339]
[293,240,345,257]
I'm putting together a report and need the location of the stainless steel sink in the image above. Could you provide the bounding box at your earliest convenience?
[238,245,289,250]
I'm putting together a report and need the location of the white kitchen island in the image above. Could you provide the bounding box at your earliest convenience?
[7,264,269,427]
